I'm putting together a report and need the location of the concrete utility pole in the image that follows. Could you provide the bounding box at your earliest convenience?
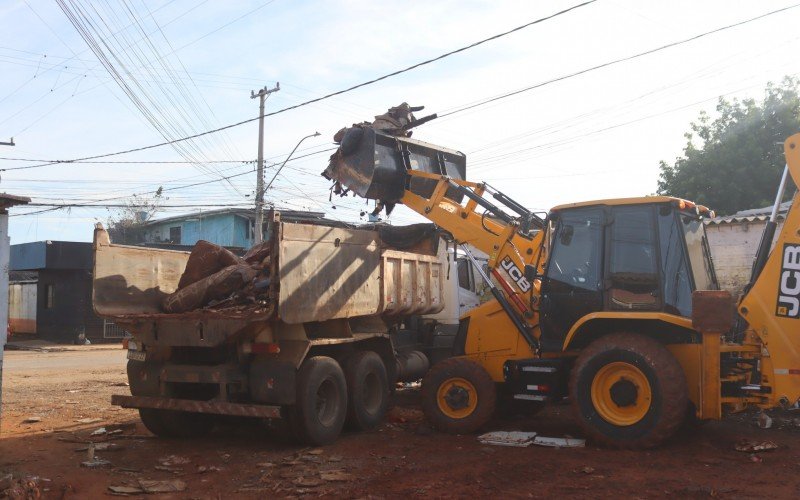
[251,83,280,244]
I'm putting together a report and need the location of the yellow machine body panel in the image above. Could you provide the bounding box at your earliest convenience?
[739,135,800,406]
[461,300,537,381]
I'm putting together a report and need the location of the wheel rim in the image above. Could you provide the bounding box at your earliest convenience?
[362,372,382,415]
[315,378,339,426]
[590,362,652,426]
[436,377,478,419]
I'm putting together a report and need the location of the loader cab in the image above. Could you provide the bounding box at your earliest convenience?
[538,197,718,351]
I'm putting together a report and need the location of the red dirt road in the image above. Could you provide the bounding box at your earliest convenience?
[2,347,800,498]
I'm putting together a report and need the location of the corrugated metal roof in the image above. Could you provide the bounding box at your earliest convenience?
[705,200,791,225]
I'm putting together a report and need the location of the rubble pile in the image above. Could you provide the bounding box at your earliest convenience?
[161,239,273,314]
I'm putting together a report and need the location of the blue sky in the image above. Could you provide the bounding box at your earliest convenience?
[2,0,800,243]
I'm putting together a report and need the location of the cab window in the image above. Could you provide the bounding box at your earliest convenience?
[546,209,602,291]
[608,206,659,310]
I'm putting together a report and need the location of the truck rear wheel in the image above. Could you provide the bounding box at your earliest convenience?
[291,356,347,446]
[569,332,687,449]
[344,351,389,431]
[422,357,496,434]
[138,409,214,438]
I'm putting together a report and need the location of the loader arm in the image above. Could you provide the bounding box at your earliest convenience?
[738,134,800,406]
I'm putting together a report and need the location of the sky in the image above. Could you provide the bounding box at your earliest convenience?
[1,0,800,244]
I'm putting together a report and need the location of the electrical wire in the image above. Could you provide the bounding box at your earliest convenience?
[14,1,596,171]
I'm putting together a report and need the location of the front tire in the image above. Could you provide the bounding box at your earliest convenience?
[422,357,496,434]
[569,332,687,449]
[291,356,347,446]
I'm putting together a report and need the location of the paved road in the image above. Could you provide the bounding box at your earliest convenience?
[3,348,127,371]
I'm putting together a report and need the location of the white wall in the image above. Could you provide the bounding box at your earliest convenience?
[705,219,784,297]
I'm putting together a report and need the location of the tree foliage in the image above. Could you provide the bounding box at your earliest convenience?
[657,77,800,215]
[106,187,163,244]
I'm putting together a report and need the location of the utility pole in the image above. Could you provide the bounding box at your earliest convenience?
[250,83,280,244]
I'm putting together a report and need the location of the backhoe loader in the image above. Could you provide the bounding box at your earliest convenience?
[323,111,800,449]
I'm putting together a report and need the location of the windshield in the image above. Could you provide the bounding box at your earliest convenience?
[681,214,718,291]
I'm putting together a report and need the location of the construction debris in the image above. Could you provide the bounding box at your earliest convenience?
[734,439,778,453]
[21,416,42,423]
[757,412,773,429]
[478,431,538,447]
[158,455,191,467]
[108,479,187,495]
[532,436,586,448]
[160,239,272,313]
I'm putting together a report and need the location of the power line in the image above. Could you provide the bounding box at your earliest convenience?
[437,2,800,118]
[16,1,596,171]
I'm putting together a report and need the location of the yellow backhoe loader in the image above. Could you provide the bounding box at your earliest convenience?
[323,111,800,449]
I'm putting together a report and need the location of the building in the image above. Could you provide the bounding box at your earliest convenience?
[137,208,326,248]
[705,201,791,297]
[8,241,108,343]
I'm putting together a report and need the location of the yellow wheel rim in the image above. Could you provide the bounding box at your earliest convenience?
[590,362,652,426]
[436,377,478,419]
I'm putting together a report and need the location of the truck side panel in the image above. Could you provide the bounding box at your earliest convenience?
[93,226,189,316]
[278,222,382,323]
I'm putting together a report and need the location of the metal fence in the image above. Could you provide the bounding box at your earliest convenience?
[103,319,130,339]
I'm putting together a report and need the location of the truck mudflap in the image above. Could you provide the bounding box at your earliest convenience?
[111,395,281,419]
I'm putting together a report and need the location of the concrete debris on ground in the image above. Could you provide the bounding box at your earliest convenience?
[757,412,773,429]
[734,439,778,453]
[75,417,103,424]
[160,239,272,314]
[532,436,586,448]
[478,431,538,447]
[158,455,191,467]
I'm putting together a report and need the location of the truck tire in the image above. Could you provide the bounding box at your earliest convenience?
[291,356,347,446]
[422,357,496,434]
[344,351,389,431]
[569,332,687,449]
[138,409,214,438]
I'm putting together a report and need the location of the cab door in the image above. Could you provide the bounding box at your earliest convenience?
[539,207,604,351]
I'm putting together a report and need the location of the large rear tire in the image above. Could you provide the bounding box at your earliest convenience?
[421,357,496,434]
[291,356,347,446]
[569,332,687,449]
[344,351,389,431]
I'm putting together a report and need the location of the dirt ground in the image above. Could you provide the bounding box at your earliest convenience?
[2,347,800,499]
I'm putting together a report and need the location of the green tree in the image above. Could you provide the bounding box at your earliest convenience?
[657,77,800,215]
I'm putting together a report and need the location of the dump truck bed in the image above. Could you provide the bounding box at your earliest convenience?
[93,220,445,331]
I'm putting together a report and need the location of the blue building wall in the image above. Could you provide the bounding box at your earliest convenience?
[143,213,253,248]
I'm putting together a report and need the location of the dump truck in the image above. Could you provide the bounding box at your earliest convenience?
[324,106,800,449]
[96,212,484,445]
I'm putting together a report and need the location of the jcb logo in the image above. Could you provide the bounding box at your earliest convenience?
[501,256,531,293]
[777,244,800,319]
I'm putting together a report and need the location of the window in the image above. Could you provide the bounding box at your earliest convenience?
[608,206,659,310]
[457,258,472,291]
[546,209,602,291]
[681,215,717,291]
[45,284,55,309]
[169,226,182,243]
[658,207,692,316]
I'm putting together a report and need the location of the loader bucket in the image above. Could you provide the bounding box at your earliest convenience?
[324,127,467,203]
